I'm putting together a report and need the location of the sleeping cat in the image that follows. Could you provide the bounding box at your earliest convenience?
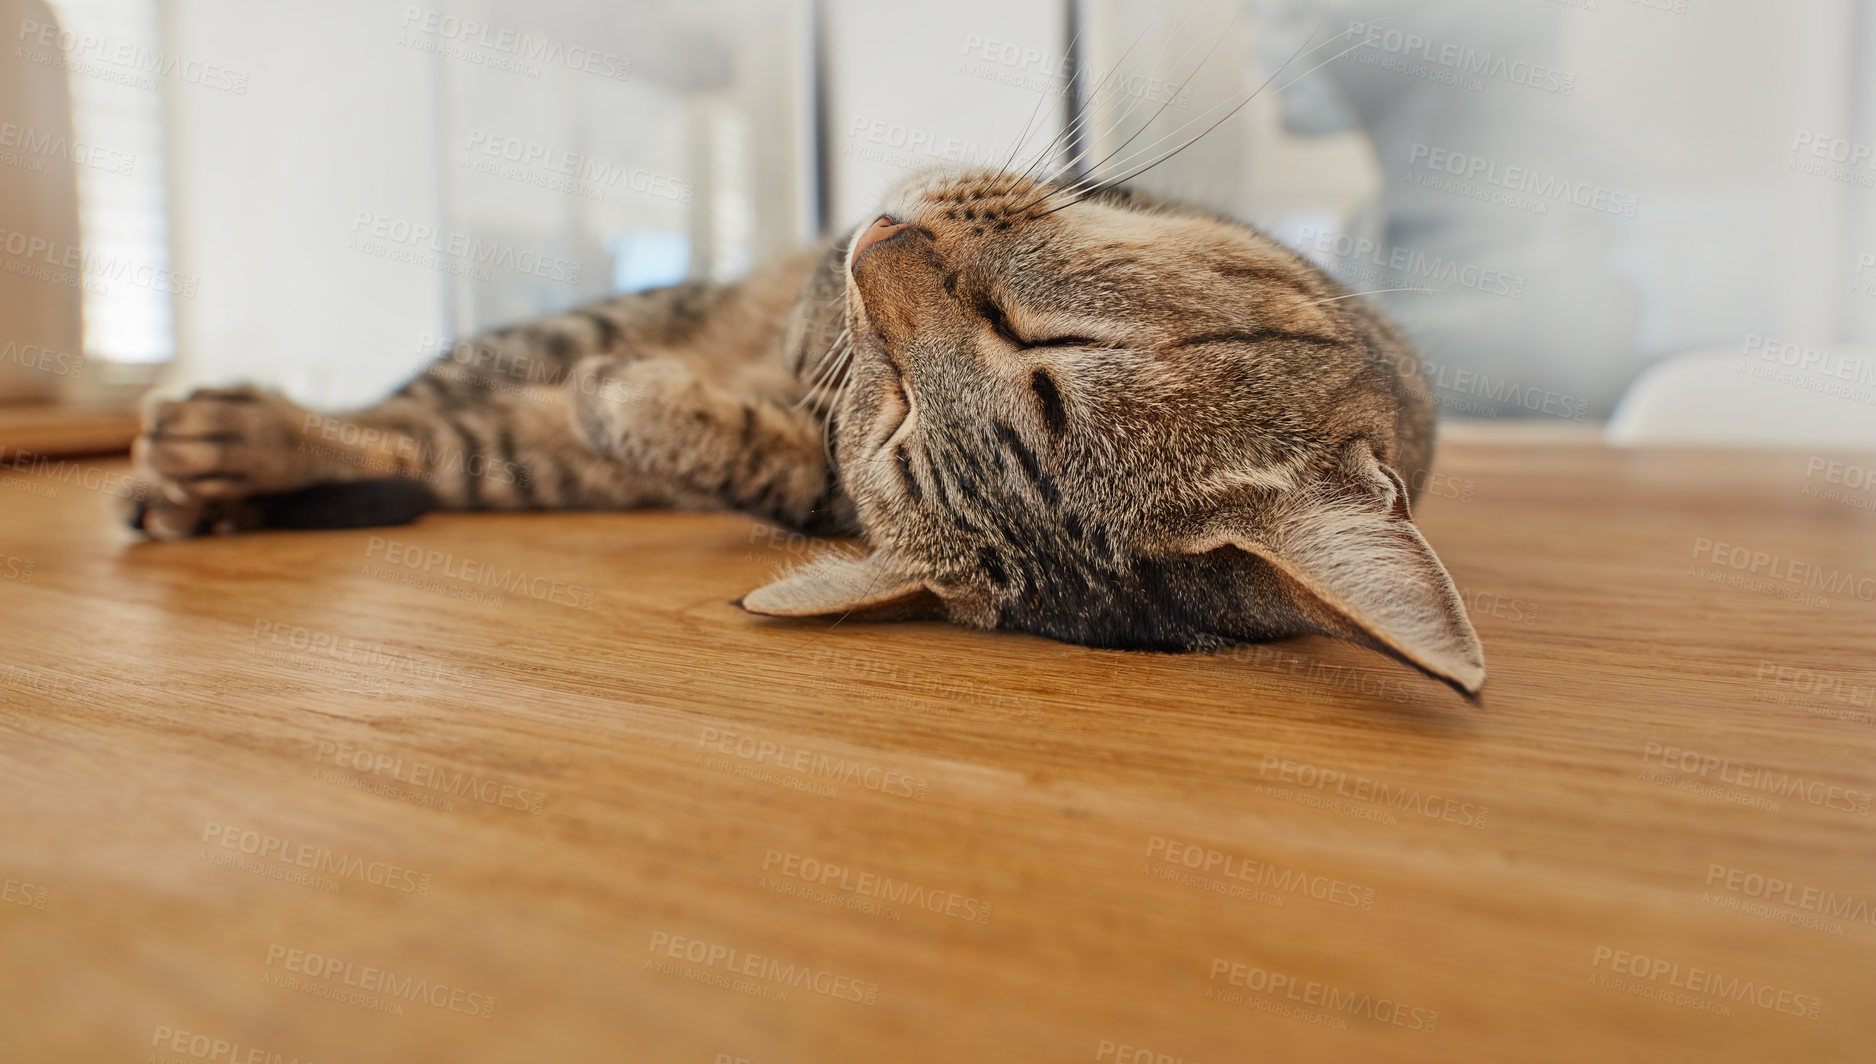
[127,167,1486,696]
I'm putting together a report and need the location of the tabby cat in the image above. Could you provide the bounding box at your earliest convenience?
[128,167,1486,696]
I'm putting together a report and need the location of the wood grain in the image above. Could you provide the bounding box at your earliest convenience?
[0,403,140,458]
[1,435,1873,1062]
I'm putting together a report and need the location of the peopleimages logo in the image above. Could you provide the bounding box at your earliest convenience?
[1804,456,1876,507]
[1345,20,1577,96]
[1705,864,1876,928]
[1258,755,1491,828]
[844,116,999,169]
[249,617,468,688]
[1788,131,1876,189]
[299,413,527,489]
[1590,946,1823,1019]
[462,130,694,203]
[956,34,1193,107]
[646,931,880,1006]
[1291,225,1526,300]
[1399,355,1590,420]
[1742,334,1876,385]
[1640,741,1873,815]
[0,339,85,380]
[399,6,633,81]
[1791,131,1876,172]
[348,211,582,284]
[15,18,250,94]
[2,875,48,910]
[0,447,137,498]
[1208,959,1439,1033]
[201,820,435,895]
[1690,537,1876,603]
[1756,659,1875,708]
[696,726,929,801]
[0,122,136,175]
[364,536,597,611]
[264,944,495,1019]
[761,849,992,923]
[1143,835,1376,910]
[314,740,547,814]
[1405,142,1639,218]
[1095,1040,1198,1064]
[0,225,199,296]
[148,1024,310,1064]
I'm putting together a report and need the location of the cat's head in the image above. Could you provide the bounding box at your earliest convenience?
[747,168,1484,696]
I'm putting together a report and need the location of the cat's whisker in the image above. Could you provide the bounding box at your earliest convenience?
[993,4,1125,193]
[817,343,858,463]
[1020,2,1213,187]
[1291,288,1436,309]
[803,331,847,392]
[1036,26,1380,218]
[1011,38,1144,182]
[1031,3,1235,194]
[803,346,851,412]
[1032,14,1351,213]
[825,341,854,402]
[1088,25,1380,196]
[808,368,848,447]
[1008,12,1178,190]
[1013,6,1268,214]
[1080,19,1328,186]
[1097,27,1371,185]
[796,328,852,410]
[1062,27,1390,216]
[802,361,842,409]
[995,80,1060,189]
[1015,2,1220,185]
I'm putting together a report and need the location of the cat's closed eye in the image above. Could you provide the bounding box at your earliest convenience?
[974,297,1100,350]
[974,297,1026,347]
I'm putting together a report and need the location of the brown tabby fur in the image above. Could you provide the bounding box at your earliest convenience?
[129,167,1485,695]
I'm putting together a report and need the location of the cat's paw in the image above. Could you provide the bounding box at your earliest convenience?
[127,385,313,537]
[122,485,262,540]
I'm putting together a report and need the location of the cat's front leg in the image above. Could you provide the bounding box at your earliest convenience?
[569,356,855,535]
[125,381,496,539]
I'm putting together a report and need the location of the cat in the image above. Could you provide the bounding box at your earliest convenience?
[127,167,1486,697]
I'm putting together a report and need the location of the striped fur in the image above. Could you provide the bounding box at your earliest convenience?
[128,166,1483,694]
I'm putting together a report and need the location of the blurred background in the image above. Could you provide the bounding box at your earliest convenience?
[3,0,1874,444]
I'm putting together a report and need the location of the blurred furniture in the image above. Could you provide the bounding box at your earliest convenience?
[0,0,82,406]
[1607,346,1876,449]
[0,405,139,455]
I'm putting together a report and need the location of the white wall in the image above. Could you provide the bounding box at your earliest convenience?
[160,0,814,411]
[161,0,449,409]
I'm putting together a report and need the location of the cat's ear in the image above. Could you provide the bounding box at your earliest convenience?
[1171,441,1486,697]
[739,551,943,622]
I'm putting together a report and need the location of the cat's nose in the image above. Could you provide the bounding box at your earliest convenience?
[850,214,909,267]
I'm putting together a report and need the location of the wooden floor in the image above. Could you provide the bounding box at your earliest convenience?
[2,436,1874,1063]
